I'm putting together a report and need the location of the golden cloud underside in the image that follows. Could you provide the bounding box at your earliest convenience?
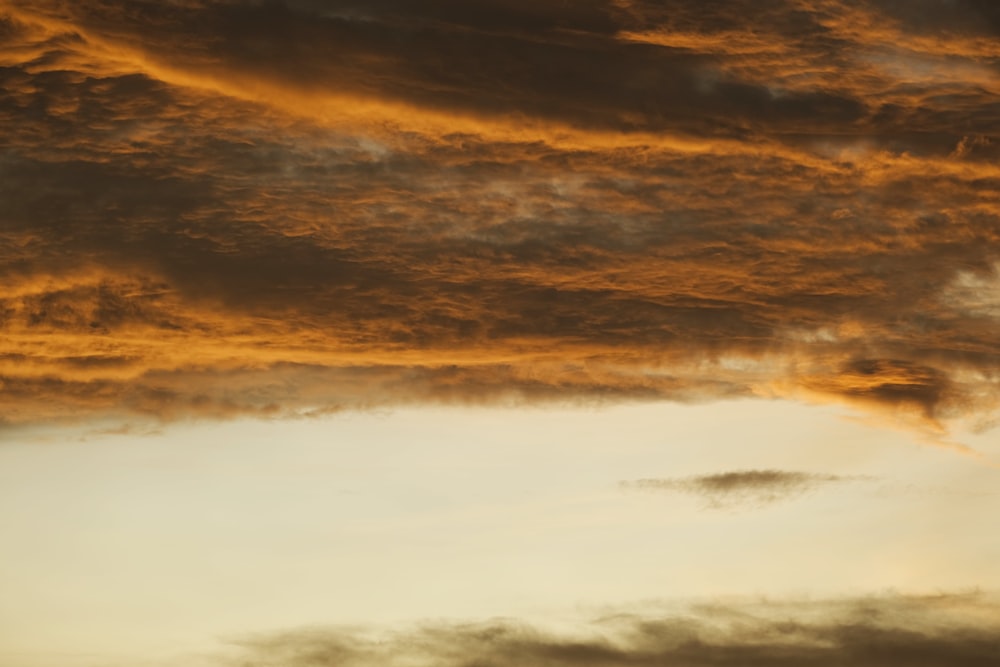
[1,0,999,430]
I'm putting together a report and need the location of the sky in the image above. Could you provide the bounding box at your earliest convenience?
[1,0,1000,665]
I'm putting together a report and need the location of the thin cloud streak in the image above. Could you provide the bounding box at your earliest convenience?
[622,469,870,508]
[1,0,999,435]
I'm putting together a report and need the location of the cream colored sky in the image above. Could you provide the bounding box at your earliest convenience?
[1,400,998,667]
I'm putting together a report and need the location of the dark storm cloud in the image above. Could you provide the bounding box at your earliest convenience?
[622,470,867,508]
[227,593,1000,667]
[1,0,1000,436]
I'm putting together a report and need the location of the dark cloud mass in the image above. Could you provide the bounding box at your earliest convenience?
[1,0,1000,434]
[623,469,866,507]
[229,593,1000,667]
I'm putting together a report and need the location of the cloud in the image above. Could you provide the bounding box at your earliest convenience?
[1,0,1000,434]
[622,470,866,508]
[226,593,1000,667]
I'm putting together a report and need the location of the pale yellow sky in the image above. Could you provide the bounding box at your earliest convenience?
[2,400,997,667]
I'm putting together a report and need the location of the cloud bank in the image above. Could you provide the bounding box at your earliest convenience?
[2,0,1000,433]
[227,593,1000,667]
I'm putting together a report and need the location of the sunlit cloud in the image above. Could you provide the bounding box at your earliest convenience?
[1,0,999,438]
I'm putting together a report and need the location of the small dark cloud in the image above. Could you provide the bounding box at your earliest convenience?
[622,470,868,508]
[226,593,1000,667]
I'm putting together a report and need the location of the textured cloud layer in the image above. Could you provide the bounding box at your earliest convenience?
[228,593,1000,667]
[2,0,1000,433]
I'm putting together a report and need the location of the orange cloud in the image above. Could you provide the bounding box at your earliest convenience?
[1,0,999,437]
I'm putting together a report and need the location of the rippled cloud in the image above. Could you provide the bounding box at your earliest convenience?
[2,0,999,436]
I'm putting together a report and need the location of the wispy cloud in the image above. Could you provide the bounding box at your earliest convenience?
[226,592,1000,667]
[1,0,999,434]
[622,469,867,508]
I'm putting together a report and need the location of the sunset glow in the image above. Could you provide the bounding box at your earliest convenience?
[2,1,999,665]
